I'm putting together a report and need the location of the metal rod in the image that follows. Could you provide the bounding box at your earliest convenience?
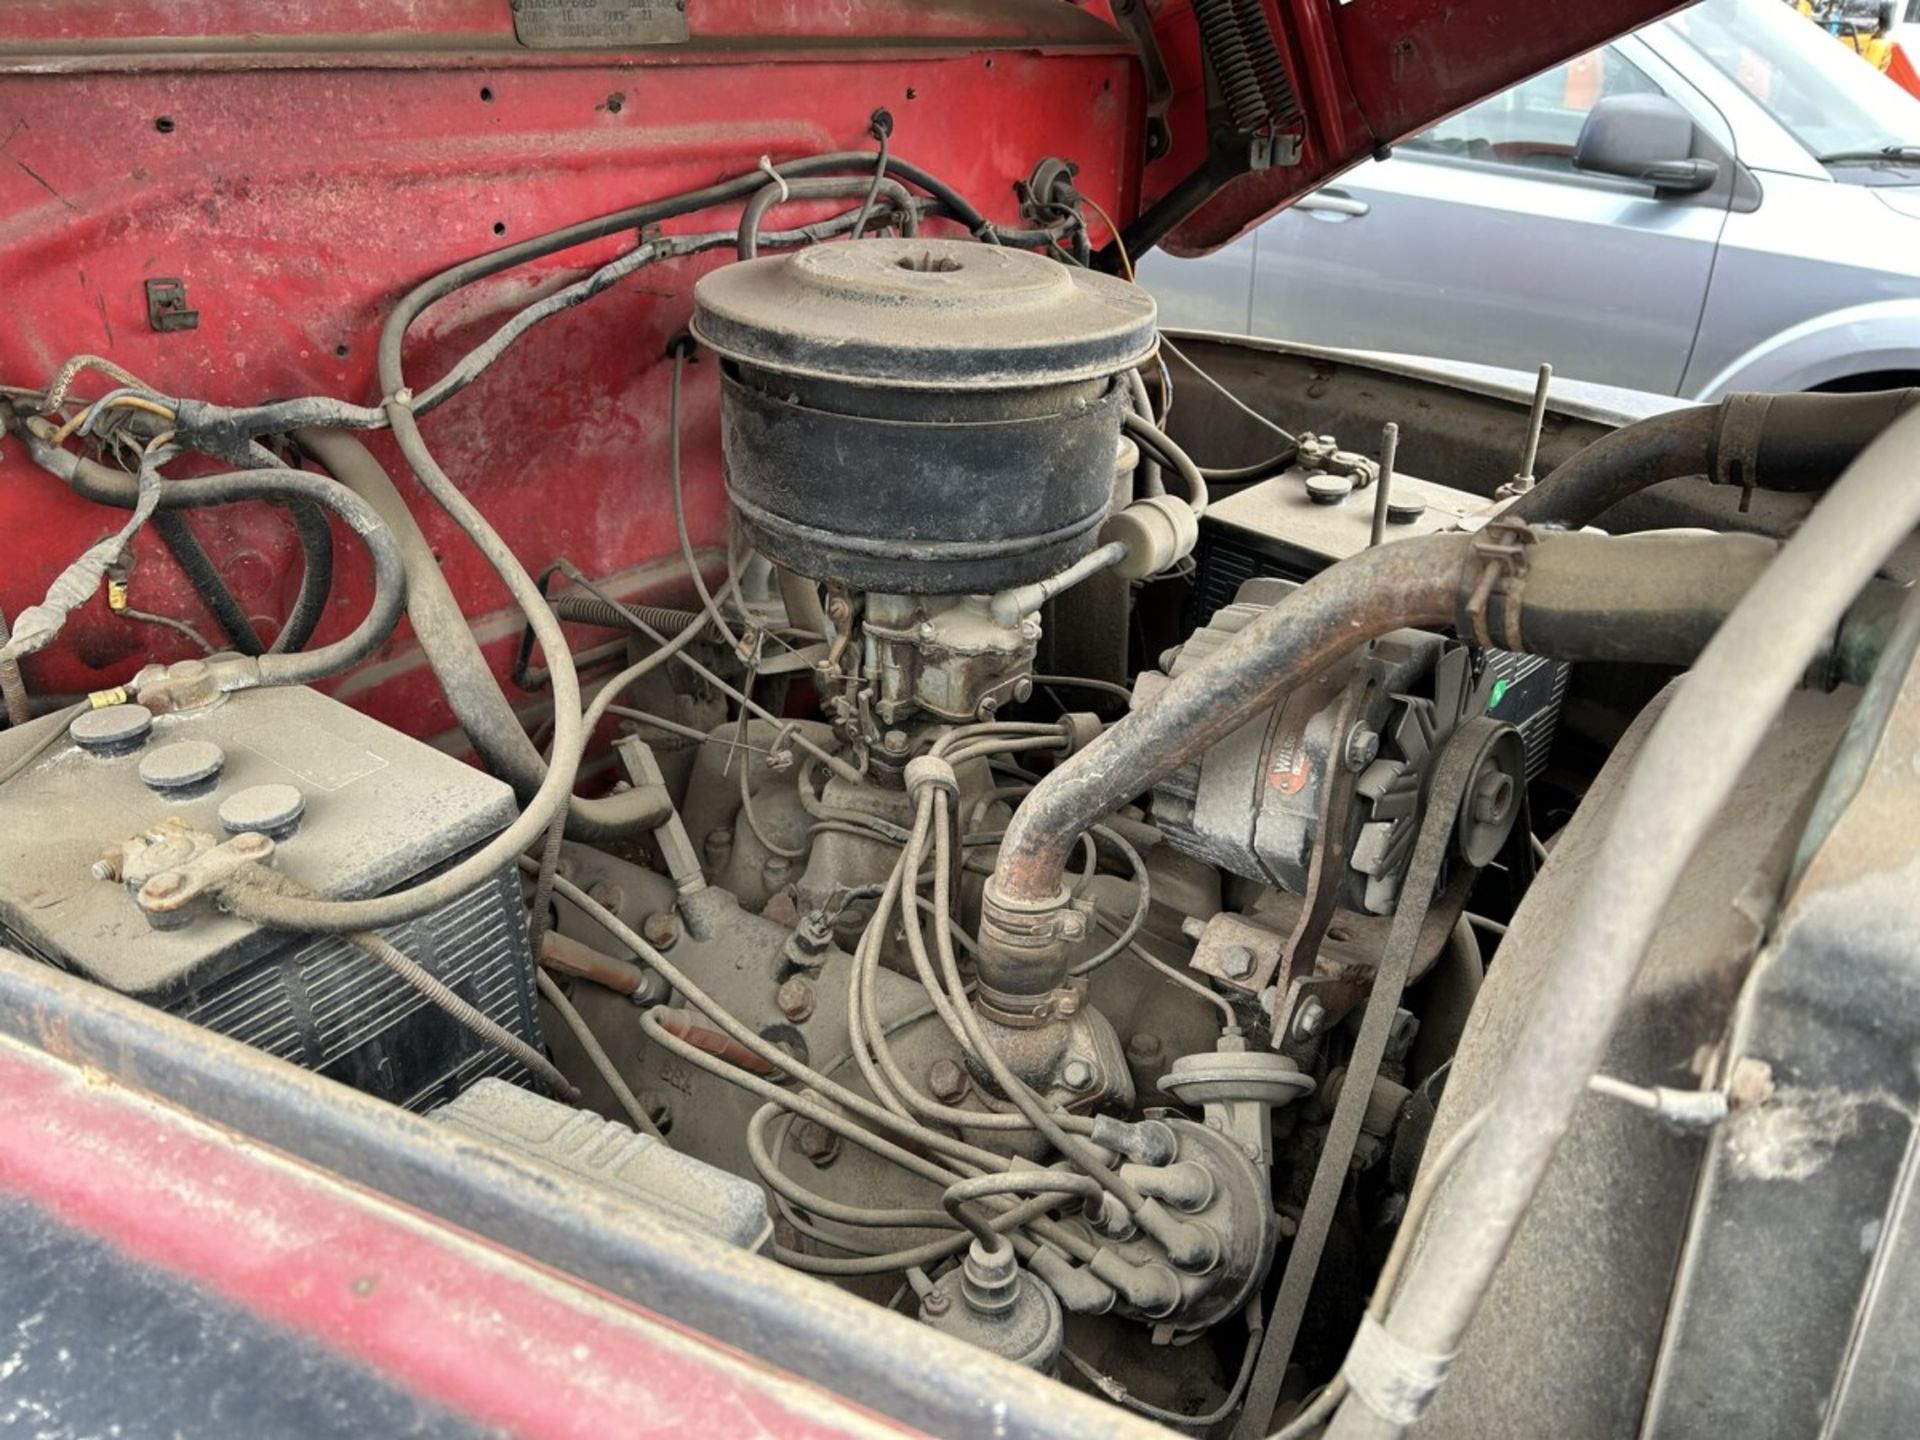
[1513,362,1553,492]
[1370,421,1399,548]
[989,541,1130,626]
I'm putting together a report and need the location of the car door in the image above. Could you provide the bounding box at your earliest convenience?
[1245,41,1735,394]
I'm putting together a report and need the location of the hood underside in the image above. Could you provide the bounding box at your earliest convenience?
[0,0,1682,715]
[1,0,1693,258]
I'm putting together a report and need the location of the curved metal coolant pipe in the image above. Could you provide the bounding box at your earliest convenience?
[989,535,1469,917]
[980,525,1904,1005]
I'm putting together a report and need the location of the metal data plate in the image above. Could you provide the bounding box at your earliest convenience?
[511,0,689,49]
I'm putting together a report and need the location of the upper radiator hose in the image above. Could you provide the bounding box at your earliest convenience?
[1506,387,1920,530]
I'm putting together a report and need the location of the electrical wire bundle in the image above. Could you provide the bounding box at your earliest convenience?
[0,143,1266,1405]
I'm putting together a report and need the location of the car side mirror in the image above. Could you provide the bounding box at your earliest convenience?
[1575,94,1721,194]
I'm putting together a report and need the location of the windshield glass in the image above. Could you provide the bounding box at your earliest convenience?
[1670,0,1920,160]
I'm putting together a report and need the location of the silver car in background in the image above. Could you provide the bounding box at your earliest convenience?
[1142,0,1920,397]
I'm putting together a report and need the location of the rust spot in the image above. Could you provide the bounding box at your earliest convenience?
[350,1274,378,1297]
[33,1005,77,1063]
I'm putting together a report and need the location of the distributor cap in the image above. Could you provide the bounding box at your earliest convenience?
[691,237,1157,389]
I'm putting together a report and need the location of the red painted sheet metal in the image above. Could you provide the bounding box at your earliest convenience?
[0,0,1687,743]
[0,1036,915,1439]
[0,9,1138,745]
[0,0,1123,51]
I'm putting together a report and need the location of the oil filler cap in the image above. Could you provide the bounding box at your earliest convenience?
[70,703,154,756]
[219,783,306,840]
[139,740,225,796]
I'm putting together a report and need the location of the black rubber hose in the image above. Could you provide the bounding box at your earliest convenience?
[275,498,335,653]
[291,431,669,842]
[153,476,398,689]
[91,479,330,659]
[41,446,404,689]
[18,428,399,688]
[152,510,267,654]
[1474,530,1784,666]
[1122,410,1210,517]
[374,150,1054,406]
[736,175,919,260]
[1506,388,1920,530]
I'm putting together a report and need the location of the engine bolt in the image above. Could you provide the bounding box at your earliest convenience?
[1344,724,1380,773]
[928,1057,970,1104]
[777,975,816,1023]
[1061,1058,1096,1093]
[1471,769,1514,826]
[1219,943,1256,980]
[917,621,938,641]
[588,881,626,914]
[793,1118,840,1167]
[89,858,118,883]
[881,728,910,756]
[641,911,681,952]
[922,1288,951,1318]
[763,856,792,887]
[791,912,833,957]
[1293,996,1328,1038]
[142,871,185,901]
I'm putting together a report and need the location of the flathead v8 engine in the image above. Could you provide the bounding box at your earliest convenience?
[4,131,1915,1440]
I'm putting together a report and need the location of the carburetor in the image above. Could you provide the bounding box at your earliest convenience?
[691,236,1168,732]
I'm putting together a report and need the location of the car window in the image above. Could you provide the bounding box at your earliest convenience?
[1401,47,1666,174]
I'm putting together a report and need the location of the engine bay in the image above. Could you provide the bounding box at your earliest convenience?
[6,13,1920,1436]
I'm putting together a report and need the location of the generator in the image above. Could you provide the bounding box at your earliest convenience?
[1191,457,1568,782]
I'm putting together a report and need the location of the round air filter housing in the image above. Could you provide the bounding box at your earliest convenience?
[691,237,1156,594]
